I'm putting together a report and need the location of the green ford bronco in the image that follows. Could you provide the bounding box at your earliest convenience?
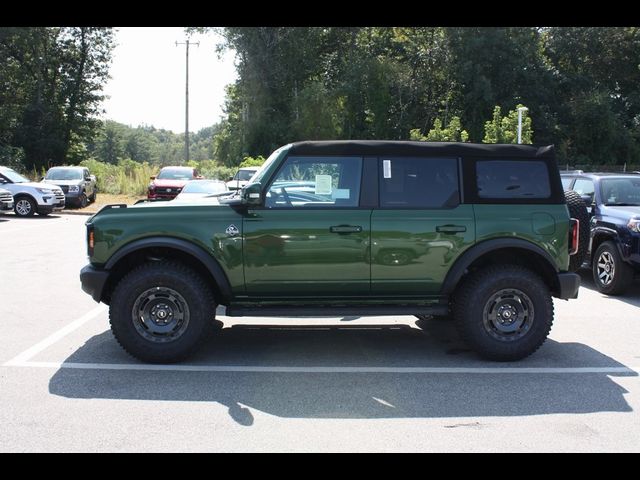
[80,141,581,363]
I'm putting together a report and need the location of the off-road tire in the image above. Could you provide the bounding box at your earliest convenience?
[564,189,589,272]
[109,261,217,363]
[452,265,554,361]
[592,241,633,296]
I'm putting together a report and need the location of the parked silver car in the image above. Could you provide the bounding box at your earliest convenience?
[0,166,65,217]
[0,187,14,214]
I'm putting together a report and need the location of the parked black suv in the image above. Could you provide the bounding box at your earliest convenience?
[563,172,640,294]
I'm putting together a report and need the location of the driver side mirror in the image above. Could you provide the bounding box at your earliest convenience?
[580,194,594,205]
[242,182,262,206]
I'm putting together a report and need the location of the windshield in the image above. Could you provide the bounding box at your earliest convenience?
[157,168,194,180]
[182,180,227,194]
[250,145,290,185]
[0,167,29,183]
[600,178,640,206]
[233,169,258,181]
[45,168,83,180]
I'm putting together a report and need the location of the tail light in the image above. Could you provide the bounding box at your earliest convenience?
[87,224,95,257]
[569,218,579,255]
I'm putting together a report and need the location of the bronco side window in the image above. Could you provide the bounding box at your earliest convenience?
[476,159,551,199]
[265,156,362,208]
[379,157,459,208]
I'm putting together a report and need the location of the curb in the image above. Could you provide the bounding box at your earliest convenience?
[57,210,96,216]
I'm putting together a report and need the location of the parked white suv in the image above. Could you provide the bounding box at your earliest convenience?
[0,166,65,217]
[226,167,259,191]
[0,187,14,214]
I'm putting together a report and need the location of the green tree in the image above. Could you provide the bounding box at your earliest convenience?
[483,105,533,144]
[411,116,469,142]
[0,27,114,170]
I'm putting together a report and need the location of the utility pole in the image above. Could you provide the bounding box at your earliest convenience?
[176,38,199,162]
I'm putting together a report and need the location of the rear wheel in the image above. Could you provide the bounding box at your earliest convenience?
[564,190,589,272]
[109,261,216,363]
[592,241,633,295]
[453,265,554,361]
[89,190,97,202]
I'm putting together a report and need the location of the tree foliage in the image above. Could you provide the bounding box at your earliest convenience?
[86,120,219,167]
[4,27,640,172]
[209,26,640,166]
[0,27,115,170]
[483,105,533,144]
[411,116,469,142]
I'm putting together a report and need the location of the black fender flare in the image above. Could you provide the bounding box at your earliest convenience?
[441,238,559,296]
[105,236,233,302]
[590,225,622,257]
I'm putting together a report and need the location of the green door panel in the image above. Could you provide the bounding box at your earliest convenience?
[371,205,475,294]
[243,209,372,296]
[474,204,570,271]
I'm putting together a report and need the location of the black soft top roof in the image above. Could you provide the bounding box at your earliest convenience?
[288,140,554,159]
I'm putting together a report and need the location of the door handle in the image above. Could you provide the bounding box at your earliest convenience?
[436,225,467,233]
[330,225,363,234]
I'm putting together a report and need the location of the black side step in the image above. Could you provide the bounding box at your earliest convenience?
[225,305,449,318]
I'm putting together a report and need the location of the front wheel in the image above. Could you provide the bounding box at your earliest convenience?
[14,196,36,217]
[592,241,633,296]
[109,261,216,363]
[453,265,554,361]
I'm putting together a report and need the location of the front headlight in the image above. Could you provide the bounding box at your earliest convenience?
[627,218,640,233]
[36,187,53,194]
[68,185,80,193]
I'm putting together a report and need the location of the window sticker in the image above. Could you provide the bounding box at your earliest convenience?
[333,188,350,199]
[383,159,392,179]
[315,175,333,195]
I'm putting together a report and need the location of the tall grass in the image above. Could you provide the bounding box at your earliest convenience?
[22,158,252,195]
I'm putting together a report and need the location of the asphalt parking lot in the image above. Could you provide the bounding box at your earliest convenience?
[1,213,639,452]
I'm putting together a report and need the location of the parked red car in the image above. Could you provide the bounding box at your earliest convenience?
[148,166,202,201]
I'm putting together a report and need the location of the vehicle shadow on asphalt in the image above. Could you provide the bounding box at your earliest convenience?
[577,269,640,308]
[48,319,636,425]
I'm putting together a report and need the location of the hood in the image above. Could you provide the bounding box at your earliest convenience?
[6,181,62,191]
[42,179,82,186]
[151,179,190,188]
[124,197,225,210]
[602,205,640,220]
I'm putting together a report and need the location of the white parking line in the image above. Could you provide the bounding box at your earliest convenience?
[3,305,107,366]
[6,361,639,374]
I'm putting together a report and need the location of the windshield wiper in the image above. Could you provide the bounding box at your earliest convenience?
[604,202,640,206]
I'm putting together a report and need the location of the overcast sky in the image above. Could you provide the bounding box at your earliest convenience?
[100,27,238,133]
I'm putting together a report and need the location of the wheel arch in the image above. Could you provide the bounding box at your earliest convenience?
[102,237,232,305]
[14,192,38,204]
[442,239,561,297]
[591,227,620,261]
